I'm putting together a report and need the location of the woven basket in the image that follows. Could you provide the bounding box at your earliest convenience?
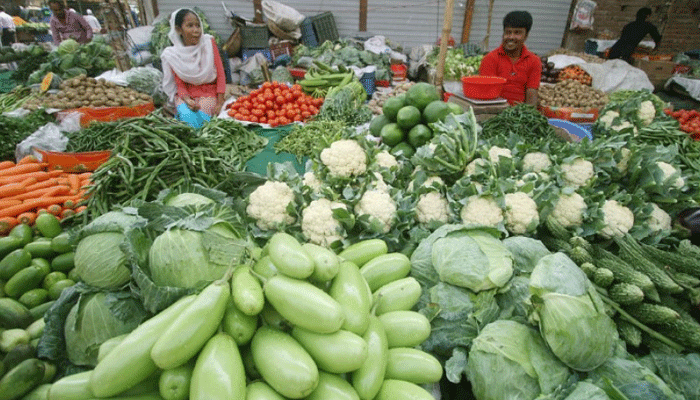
[222,27,242,57]
[267,20,300,41]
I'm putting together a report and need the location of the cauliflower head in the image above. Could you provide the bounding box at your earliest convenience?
[647,203,672,232]
[612,120,638,134]
[416,192,450,225]
[656,161,685,188]
[320,139,367,178]
[522,152,552,173]
[600,199,634,239]
[247,181,296,230]
[301,198,347,246]
[551,192,587,228]
[599,110,620,129]
[371,172,391,193]
[303,171,323,193]
[562,158,594,188]
[355,190,397,234]
[375,151,399,169]
[638,100,655,126]
[504,192,539,234]
[616,148,632,175]
[488,146,513,163]
[460,195,504,227]
[465,158,488,176]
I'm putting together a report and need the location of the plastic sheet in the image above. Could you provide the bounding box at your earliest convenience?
[57,102,155,127]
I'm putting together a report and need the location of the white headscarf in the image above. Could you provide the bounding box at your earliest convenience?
[160,8,217,102]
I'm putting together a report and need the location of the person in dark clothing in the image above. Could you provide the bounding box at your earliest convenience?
[608,7,662,63]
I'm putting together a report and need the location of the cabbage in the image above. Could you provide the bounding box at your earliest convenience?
[165,192,215,208]
[74,232,131,289]
[57,39,79,55]
[529,253,617,371]
[467,320,571,400]
[64,291,147,366]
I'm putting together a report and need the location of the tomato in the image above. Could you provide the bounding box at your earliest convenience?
[284,92,293,101]
[279,116,289,125]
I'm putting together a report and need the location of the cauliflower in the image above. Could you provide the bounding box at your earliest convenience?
[407,175,444,192]
[612,120,638,134]
[600,200,634,239]
[561,158,595,188]
[656,161,685,188]
[647,203,672,232]
[416,192,450,225]
[247,181,296,230]
[460,195,504,227]
[465,158,487,176]
[599,110,620,129]
[355,190,397,233]
[303,171,323,193]
[301,198,347,246]
[488,146,513,163]
[522,152,552,173]
[503,192,539,234]
[371,172,391,193]
[616,148,632,175]
[638,100,655,126]
[320,140,367,178]
[550,192,587,228]
[375,151,399,169]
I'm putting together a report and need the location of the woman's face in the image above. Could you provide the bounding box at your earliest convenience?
[177,12,201,46]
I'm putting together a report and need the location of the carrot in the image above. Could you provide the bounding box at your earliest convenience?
[0,195,81,218]
[74,205,87,214]
[0,170,63,185]
[17,155,40,165]
[0,163,47,178]
[40,185,70,198]
[0,199,22,208]
[17,212,37,225]
[0,161,15,170]
[25,179,61,192]
[0,182,27,198]
[77,172,93,180]
[6,186,69,202]
[47,204,63,216]
[63,198,78,209]
[36,208,49,215]
[68,174,81,194]
[60,209,75,219]
[0,217,19,235]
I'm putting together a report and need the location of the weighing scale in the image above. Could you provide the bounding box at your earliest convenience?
[446,92,509,121]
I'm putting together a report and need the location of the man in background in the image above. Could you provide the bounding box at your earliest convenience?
[48,0,93,45]
[0,6,17,46]
[479,10,541,106]
[84,9,102,35]
[608,7,662,63]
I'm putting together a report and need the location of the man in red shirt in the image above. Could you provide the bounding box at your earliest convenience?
[479,11,541,106]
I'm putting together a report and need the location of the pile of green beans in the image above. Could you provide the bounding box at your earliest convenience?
[274,120,350,162]
[85,113,239,218]
[0,86,37,113]
[199,118,269,171]
[480,103,557,144]
[636,119,700,173]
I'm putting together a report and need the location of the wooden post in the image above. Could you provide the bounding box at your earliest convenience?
[359,0,368,31]
[434,0,455,96]
[461,0,475,44]
[482,0,495,50]
[253,0,263,23]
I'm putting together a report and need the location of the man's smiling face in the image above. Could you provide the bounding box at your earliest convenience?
[502,26,528,55]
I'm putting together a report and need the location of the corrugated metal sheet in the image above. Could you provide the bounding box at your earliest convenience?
[154,0,569,54]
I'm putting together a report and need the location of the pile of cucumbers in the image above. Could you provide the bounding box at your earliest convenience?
[297,61,358,98]
[34,232,440,400]
[0,214,77,400]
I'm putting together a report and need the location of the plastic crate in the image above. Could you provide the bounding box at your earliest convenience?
[360,71,376,99]
[241,48,273,63]
[311,12,339,44]
[300,18,318,47]
[288,67,307,79]
[241,25,269,48]
[270,42,294,61]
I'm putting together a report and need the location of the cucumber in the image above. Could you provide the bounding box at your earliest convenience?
[372,277,422,315]
[42,271,67,291]
[48,279,75,300]
[0,248,32,280]
[0,358,46,400]
[230,266,264,316]
[19,383,51,400]
[29,259,50,278]
[0,297,34,329]
[338,239,388,267]
[385,347,443,384]
[0,236,24,260]
[19,288,50,309]
[50,252,75,273]
[34,214,62,239]
[359,252,411,292]
[374,379,434,400]
[24,240,55,260]
[50,233,73,254]
[47,370,93,400]
[8,224,33,247]
[5,266,43,299]
[268,232,314,279]
[245,381,286,400]
[305,372,360,400]
[221,299,258,346]
[190,333,246,400]
[1,343,35,372]
[292,326,368,373]
[29,301,55,321]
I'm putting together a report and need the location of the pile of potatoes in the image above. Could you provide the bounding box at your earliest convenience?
[539,79,608,109]
[367,81,416,115]
[25,75,152,110]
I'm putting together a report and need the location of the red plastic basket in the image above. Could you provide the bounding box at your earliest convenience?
[35,148,111,172]
[461,76,507,100]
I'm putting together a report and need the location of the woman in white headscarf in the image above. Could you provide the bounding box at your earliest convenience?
[160,8,225,128]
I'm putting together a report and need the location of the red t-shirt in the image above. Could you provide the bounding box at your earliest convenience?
[479,44,541,105]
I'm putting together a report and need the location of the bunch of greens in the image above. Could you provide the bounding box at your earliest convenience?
[274,120,351,163]
[26,37,116,84]
[427,47,484,81]
[198,118,269,170]
[292,39,392,81]
[0,110,54,160]
[123,66,163,96]
[480,103,557,144]
[10,45,49,82]
[315,80,373,126]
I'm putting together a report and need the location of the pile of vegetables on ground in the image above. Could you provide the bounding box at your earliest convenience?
[291,39,393,82]
[26,38,116,85]
[539,79,608,109]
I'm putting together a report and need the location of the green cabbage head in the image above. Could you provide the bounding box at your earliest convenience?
[467,320,570,400]
[75,232,131,289]
[57,38,79,55]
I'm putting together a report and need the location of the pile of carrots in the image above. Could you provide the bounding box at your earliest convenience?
[558,65,593,86]
[0,156,91,235]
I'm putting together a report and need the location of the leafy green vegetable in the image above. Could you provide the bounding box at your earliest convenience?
[588,356,685,400]
[57,39,80,55]
[480,103,557,144]
[0,110,54,160]
[74,232,131,289]
[274,120,351,163]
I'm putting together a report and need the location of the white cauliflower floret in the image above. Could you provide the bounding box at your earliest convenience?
[301,198,347,246]
[599,110,620,129]
[246,181,296,230]
[416,192,450,225]
[355,190,397,233]
[407,175,444,192]
[488,146,513,163]
[522,152,552,173]
[551,192,587,228]
[616,148,632,175]
[371,172,390,193]
[375,151,399,169]
[647,203,672,232]
[612,120,638,134]
[600,200,634,239]
[460,196,504,227]
[503,192,540,235]
[465,158,487,176]
[320,139,367,178]
[562,158,595,188]
[656,161,685,188]
[638,100,656,126]
[303,171,323,193]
